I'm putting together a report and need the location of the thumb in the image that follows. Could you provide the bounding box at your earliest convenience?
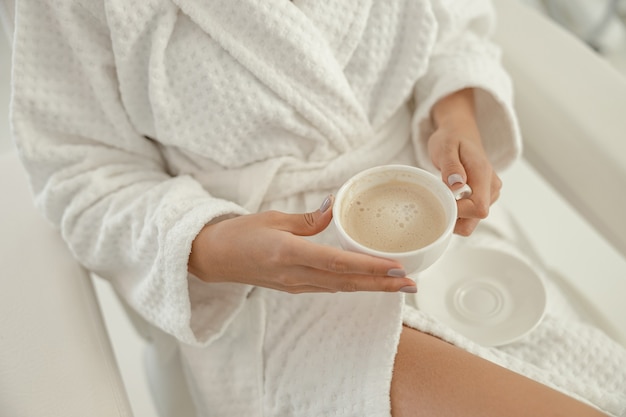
[436,145,468,190]
[278,194,334,237]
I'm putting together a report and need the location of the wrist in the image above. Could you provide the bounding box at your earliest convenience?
[188,223,214,279]
[431,88,477,131]
[187,213,240,281]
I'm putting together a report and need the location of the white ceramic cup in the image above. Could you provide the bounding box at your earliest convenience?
[333,165,471,274]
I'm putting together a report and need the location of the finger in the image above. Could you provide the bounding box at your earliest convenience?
[431,140,468,191]
[328,274,417,293]
[457,196,489,221]
[459,164,493,222]
[454,173,501,236]
[290,238,406,277]
[292,265,417,293]
[270,195,335,237]
[277,284,336,294]
[457,170,501,219]
[454,217,480,237]
[489,183,501,205]
[490,173,503,203]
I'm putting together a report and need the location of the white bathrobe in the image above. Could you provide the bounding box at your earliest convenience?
[11,0,626,416]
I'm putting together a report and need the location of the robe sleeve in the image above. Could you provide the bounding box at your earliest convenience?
[11,0,250,346]
[411,0,522,172]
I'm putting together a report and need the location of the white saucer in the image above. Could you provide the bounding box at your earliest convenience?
[414,246,547,347]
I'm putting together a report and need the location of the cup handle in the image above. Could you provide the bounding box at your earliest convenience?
[452,184,472,201]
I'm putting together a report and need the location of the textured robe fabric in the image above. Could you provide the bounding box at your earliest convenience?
[11,0,626,416]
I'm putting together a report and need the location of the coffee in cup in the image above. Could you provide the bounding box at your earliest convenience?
[333,165,470,274]
[340,180,446,253]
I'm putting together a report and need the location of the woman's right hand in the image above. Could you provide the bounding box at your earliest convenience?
[187,196,417,294]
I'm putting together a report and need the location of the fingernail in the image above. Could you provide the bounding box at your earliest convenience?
[447,174,465,186]
[399,286,418,293]
[319,195,332,213]
[387,268,406,277]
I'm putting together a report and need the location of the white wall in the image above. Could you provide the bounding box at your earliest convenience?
[0,28,11,153]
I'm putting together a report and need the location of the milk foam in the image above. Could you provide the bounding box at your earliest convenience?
[342,180,446,252]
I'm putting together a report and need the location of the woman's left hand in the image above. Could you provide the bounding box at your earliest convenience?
[428,89,502,236]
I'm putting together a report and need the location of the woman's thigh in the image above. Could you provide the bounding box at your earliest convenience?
[390,326,607,417]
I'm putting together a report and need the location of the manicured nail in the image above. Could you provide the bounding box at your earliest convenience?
[387,268,406,277]
[447,174,465,186]
[399,286,418,293]
[319,195,332,213]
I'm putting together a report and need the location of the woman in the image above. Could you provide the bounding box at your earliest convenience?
[11,0,624,415]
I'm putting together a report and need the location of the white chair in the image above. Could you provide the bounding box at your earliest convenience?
[0,153,135,416]
[1,1,625,416]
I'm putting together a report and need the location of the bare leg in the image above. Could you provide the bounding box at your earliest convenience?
[391,326,607,417]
